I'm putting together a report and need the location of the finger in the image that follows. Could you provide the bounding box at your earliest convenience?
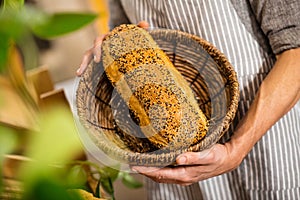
[133,165,215,184]
[137,21,150,29]
[93,34,107,63]
[155,165,219,184]
[77,48,93,76]
[131,166,161,174]
[132,166,188,183]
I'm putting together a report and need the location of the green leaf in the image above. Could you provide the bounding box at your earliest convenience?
[100,176,114,197]
[0,126,18,159]
[23,177,82,200]
[67,165,87,188]
[0,33,10,72]
[0,6,46,71]
[0,9,26,39]
[19,106,83,184]
[16,32,39,70]
[31,12,97,39]
[25,106,82,164]
[100,166,119,182]
[95,179,101,198]
[2,0,24,10]
[19,6,49,31]
[121,172,143,189]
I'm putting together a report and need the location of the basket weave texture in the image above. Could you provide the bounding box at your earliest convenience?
[76,29,239,166]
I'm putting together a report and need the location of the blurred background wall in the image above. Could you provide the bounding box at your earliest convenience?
[35,0,108,83]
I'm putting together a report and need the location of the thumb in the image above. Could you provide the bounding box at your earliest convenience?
[137,21,150,29]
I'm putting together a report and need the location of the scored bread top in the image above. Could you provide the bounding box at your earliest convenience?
[101,24,208,151]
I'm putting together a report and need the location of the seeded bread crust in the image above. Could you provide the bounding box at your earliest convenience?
[102,24,208,150]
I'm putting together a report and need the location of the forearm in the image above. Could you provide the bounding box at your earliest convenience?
[230,48,300,159]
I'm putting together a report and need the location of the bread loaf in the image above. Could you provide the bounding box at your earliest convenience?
[102,24,208,151]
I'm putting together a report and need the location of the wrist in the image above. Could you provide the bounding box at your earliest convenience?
[228,117,260,163]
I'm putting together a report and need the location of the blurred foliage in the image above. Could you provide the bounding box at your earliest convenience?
[0,0,142,199]
[0,110,143,200]
[71,161,143,200]
[0,0,98,116]
[1,106,143,200]
[0,0,98,72]
[0,106,84,200]
[0,127,18,193]
[0,0,142,200]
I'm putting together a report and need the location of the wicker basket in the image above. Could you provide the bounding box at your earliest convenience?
[76,29,239,166]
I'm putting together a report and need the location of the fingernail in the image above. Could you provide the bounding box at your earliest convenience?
[76,67,82,75]
[94,55,100,62]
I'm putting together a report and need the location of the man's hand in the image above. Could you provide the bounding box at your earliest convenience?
[76,34,107,76]
[76,21,149,76]
[132,142,243,186]
[131,47,300,186]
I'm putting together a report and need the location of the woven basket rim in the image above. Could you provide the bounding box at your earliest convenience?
[76,28,239,166]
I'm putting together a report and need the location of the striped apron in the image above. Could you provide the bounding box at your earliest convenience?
[117,0,300,199]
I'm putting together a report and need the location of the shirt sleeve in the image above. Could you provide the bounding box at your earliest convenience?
[250,0,300,54]
[108,0,130,30]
